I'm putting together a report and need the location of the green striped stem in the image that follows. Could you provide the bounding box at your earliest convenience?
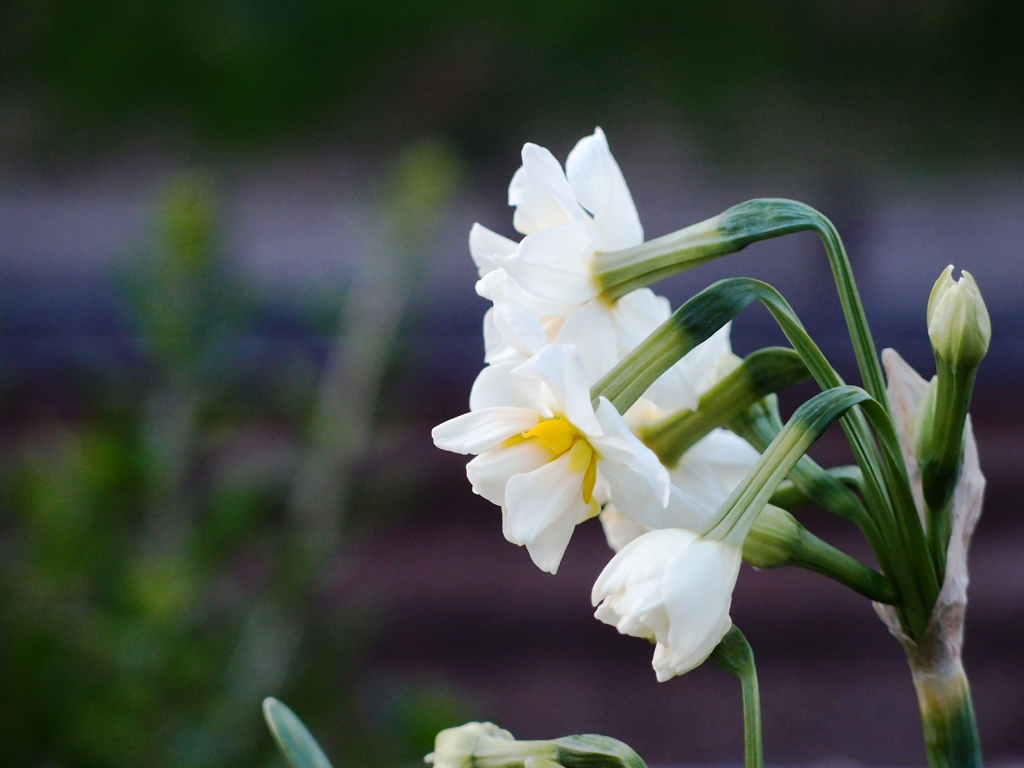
[591,278,937,639]
[765,469,862,512]
[917,359,976,573]
[911,655,983,768]
[710,626,763,768]
[641,347,809,466]
[700,386,872,544]
[730,395,877,538]
[593,198,887,409]
[742,505,896,604]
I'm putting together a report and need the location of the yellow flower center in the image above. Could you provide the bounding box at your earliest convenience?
[519,416,600,507]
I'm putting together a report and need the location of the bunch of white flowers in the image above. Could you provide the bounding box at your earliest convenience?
[269,131,993,768]
[429,130,992,760]
[434,129,759,679]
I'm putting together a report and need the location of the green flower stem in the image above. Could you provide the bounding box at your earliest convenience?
[919,359,976,573]
[770,468,864,518]
[730,396,873,530]
[591,277,937,638]
[743,506,897,604]
[910,655,983,768]
[641,347,809,466]
[702,386,873,544]
[594,198,887,409]
[710,626,762,768]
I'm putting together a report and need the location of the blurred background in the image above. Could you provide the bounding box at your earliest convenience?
[0,2,1023,766]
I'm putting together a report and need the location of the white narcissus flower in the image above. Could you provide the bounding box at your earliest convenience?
[432,345,670,574]
[470,128,692,385]
[591,528,741,681]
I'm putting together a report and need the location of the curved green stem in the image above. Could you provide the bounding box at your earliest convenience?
[594,198,887,409]
[710,626,762,768]
[730,396,875,534]
[591,277,936,638]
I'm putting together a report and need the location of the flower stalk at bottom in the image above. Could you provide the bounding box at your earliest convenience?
[910,654,982,768]
[710,626,762,768]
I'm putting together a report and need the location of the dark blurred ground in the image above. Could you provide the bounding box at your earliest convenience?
[2,2,1024,766]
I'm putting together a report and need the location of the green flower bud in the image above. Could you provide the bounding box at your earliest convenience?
[927,265,991,371]
[742,504,802,569]
[742,505,897,604]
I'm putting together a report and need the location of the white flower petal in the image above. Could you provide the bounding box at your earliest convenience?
[669,457,731,511]
[644,362,700,415]
[681,322,735,395]
[482,308,521,365]
[467,440,551,506]
[492,302,549,358]
[498,224,599,305]
[504,451,582,546]
[432,407,541,454]
[592,528,740,682]
[469,223,519,278]
[555,299,620,381]
[660,539,741,675]
[523,507,582,575]
[592,397,669,502]
[608,288,671,351]
[592,528,689,605]
[669,429,761,509]
[599,505,653,552]
[622,481,717,532]
[686,428,761,468]
[509,144,581,235]
[475,269,506,302]
[469,362,544,412]
[565,127,644,251]
[512,345,601,436]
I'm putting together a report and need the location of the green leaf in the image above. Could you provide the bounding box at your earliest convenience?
[263,697,334,768]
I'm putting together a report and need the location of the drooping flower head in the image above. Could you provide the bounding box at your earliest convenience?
[591,528,741,681]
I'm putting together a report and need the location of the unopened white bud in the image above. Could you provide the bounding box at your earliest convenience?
[426,723,518,768]
[927,265,991,370]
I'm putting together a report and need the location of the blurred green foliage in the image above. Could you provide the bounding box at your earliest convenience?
[0,146,470,767]
[1,1,1023,158]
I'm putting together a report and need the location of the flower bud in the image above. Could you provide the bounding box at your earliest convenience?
[927,265,991,371]
[741,504,802,569]
[425,724,646,768]
[742,505,898,603]
[426,723,523,768]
